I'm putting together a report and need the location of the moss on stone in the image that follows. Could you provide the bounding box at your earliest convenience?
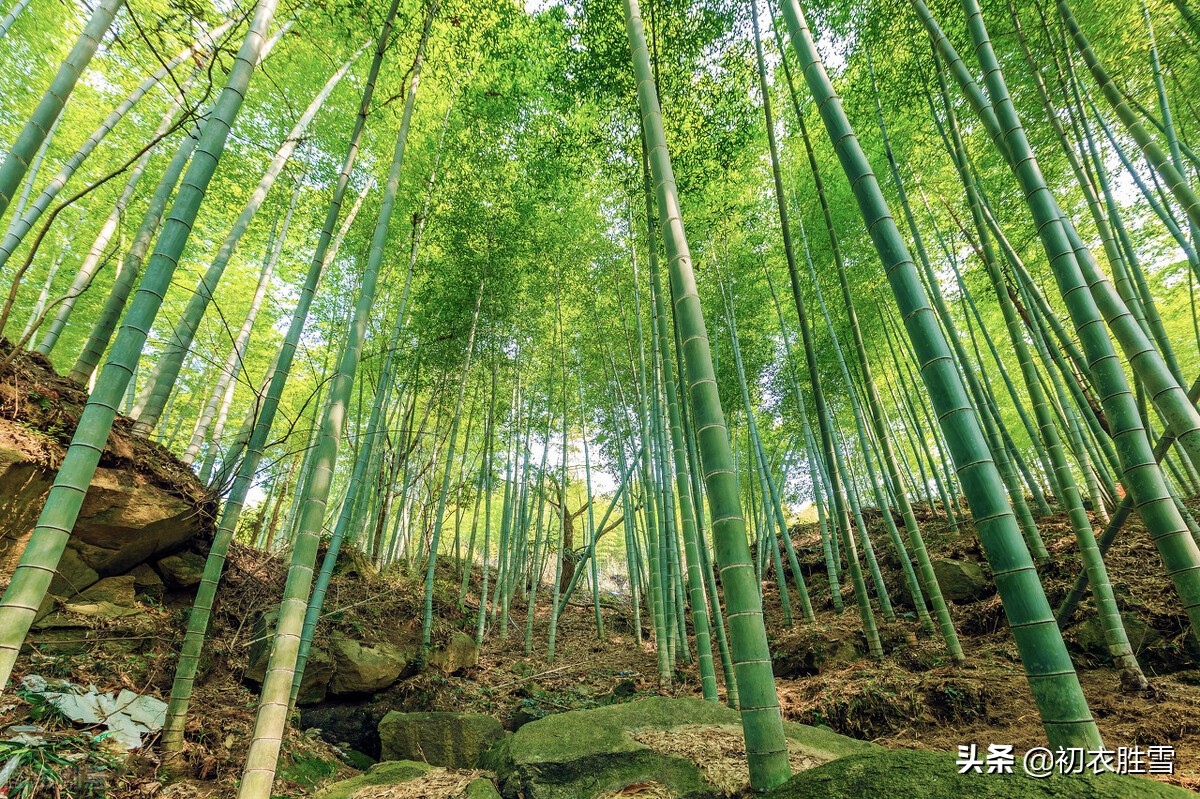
[481,696,872,799]
[465,777,503,798]
[312,759,435,799]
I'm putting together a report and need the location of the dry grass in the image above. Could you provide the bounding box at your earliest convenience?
[349,768,483,798]
[595,781,678,798]
[630,725,825,797]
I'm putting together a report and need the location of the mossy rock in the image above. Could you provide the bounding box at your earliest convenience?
[932,558,989,603]
[764,749,1196,798]
[465,778,503,798]
[480,696,873,799]
[379,711,506,768]
[312,760,435,799]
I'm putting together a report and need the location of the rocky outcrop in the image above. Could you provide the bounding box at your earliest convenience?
[481,696,874,799]
[156,551,207,587]
[329,636,418,695]
[245,614,422,704]
[245,610,336,705]
[763,748,1195,799]
[0,348,214,601]
[429,631,480,675]
[379,711,506,768]
[27,573,156,657]
[931,558,989,603]
[773,626,863,677]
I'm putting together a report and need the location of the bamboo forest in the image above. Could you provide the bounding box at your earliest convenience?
[6,0,1200,795]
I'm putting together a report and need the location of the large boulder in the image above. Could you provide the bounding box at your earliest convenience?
[429,631,480,675]
[0,447,212,584]
[329,636,417,696]
[763,749,1195,799]
[932,558,989,603]
[78,575,136,607]
[156,552,206,588]
[480,696,874,799]
[379,711,506,768]
[0,359,214,599]
[245,611,334,705]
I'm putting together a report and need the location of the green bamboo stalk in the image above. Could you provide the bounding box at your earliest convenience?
[626,211,672,686]
[185,183,299,468]
[0,0,31,41]
[668,314,739,706]
[762,263,844,611]
[1057,0,1200,240]
[646,169,718,697]
[234,8,433,792]
[423,280,484,650]
[0,22,230,306]
[131,48,362,434]
[798,215,929,633]
[930,59,1146,689]
[33,72,195,356]
[0,0,279,693]
[781,0,1101,749]
[0,0,124,218]
[66,23,293,388]
[623,0,789,785]
[290,144,441,701]
[924,0,1200,641]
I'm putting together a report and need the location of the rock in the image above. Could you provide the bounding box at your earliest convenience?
[78,575,136,607]
[611,679,637,698]
[508,706,539,730]
[312,760,434,799]
[46,547,99,598]
[156,552,206,588]
[300,703,387,758]
[379,711,505,768]
[245,611,333,705]
[128,564,164,599]
[27,598,149,655]
[763,748,1195,799]
[931,558,988,603]
[773,627,863,677]
[429,631,480,675]
[1072,614,1160,661]
[480,696,873,799]
[466,778,503,799]
[329,637,416,695]
[0,407,214,590]
[36,601,144,626]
